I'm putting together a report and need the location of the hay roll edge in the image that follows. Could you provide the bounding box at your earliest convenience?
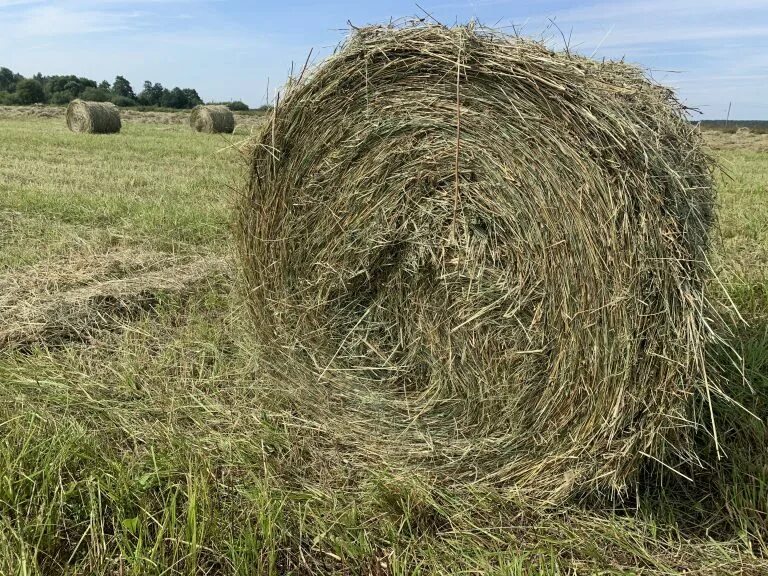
[190,105,235,133]
[66,100,121,134]
[239,25,719,500]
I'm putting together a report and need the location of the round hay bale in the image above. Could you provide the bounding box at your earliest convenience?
[238,25,718,500]
[66,100,121,133]
[190,105,235,133]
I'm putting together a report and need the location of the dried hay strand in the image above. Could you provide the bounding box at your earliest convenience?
[238,24,722,501]
[65,99,121,133]
[190,105,235,133]
[0,249,228,350]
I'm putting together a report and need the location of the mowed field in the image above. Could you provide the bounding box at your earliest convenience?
[0,109,766,575]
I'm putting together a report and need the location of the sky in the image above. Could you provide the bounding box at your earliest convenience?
[1,0,766,119]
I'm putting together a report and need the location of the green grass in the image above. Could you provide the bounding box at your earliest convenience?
[0,118,238,262]
[0,114,766,574]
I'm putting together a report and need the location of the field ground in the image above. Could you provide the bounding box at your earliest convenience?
[0,108,766,575]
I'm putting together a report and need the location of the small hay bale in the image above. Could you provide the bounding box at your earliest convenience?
[238,24,720,501]
[190,105,235,133]
[66,99,121,133]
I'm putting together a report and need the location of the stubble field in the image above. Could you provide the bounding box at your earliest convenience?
[0,107,766,575]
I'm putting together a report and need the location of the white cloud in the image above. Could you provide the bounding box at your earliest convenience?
[0,0,42,7]
[1,0,766,118]
[546,0,768,23]
[570,24,768,50]
[6,5,148,36]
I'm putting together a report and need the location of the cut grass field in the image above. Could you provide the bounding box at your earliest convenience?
[0,110,766,575]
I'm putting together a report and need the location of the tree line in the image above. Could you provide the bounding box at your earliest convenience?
[0,67,249,110]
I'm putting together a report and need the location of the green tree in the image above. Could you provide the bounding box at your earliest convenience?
[111,95,136,107]
[181,88,203,108]
[98,80,111,91]
[0,67,16,92]
[0,91,16,104]
[45,75,94,102]
[160,87,188,109]
[81,87,110,102]
[15,79,45,104]
[138,81,165,106]
[112,75,135,99]
[226,100,249,111]
[63,80,82,94]
[50,92,72,105]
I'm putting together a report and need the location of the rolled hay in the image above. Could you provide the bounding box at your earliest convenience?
[238,25,721,501]
[190,105,235,133]
[65,99,121,133]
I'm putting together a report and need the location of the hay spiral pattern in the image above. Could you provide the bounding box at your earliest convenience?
[66,100,121,134]
[238,25,717,500]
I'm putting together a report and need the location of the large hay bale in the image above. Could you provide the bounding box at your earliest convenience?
[66,100,121,133]
[190,105,235,133]
[238,25,719,500]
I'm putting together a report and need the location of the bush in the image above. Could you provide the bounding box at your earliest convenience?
[0,67,18,92]
[50,91,73,105]
[182,88,203,108]
[80,87,110,102]
[15,79,45,104]
[0,91,17,105]
[111,95,137,107]
[160,87,189,109]
[226,100,249,111]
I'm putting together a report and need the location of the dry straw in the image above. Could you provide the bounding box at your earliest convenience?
[66,99,121,133]
[238,24,722,502]
[190,105,235,133]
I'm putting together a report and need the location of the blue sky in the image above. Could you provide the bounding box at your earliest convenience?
[1,0,767,119]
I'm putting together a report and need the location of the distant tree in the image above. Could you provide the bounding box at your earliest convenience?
[160,86,188,109]
[138,81,166,106]
[47,77,77,104]
[45,75,75,95]
[0,67,16,92]
[226,100,249,111]
[80,87,110,102]
[0,69,212,111]
[63,80,82,95]
[15,78,45,104]
[50,92,72,105]
[112,75,135,99]
[181,88,203,108]
[44,75,95,103]
[0,91,15,104]
[111,95,137,107]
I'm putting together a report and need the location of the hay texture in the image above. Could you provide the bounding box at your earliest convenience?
[190,105,235,133]
[238,24,719,501]
[66,100,121,133]
[0,250,227,350]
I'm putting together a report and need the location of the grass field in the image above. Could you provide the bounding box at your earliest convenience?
[0,110,766,575]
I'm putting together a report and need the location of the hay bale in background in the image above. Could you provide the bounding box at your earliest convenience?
[238,24,719,501]
[66,100,121,133]
[190,105,235,133]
